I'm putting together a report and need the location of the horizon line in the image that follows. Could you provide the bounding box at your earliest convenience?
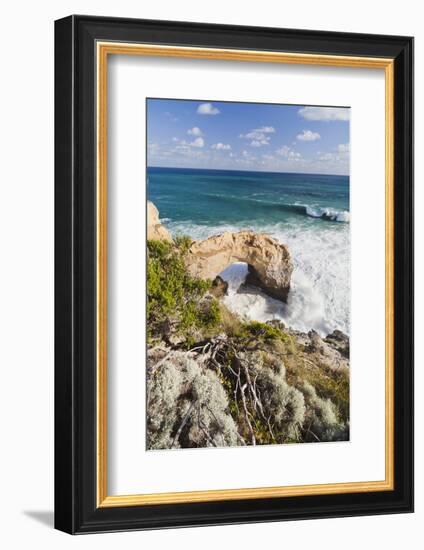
[147,165,349,178]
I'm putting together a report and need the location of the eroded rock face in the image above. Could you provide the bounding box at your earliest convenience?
[324,330,350,358]
[186,231,293,302]
[305,329,349,371]
[210,276,229,298]
[147,201,172,242]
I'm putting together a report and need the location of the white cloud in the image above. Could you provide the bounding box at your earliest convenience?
[174,136,205,149]
[315,145,350,172]
[276,145,291,157]
[242,150,256,160]
[319,153,335,161]
[256,126,275,134]
[310,143,350,171]
[147,143,162,161]
[338,143,350,153]
[288,151,301,159]
[164,111,179,122]
[175,139,189,147]
[240,127,275,140]
[240,126,275,147]
[297,129,321,141]
[250,140,267,147]
[235,149,257,165]
[197,102,220,115]
[276,145,302,160]
[190,137,205,148]
[212,142,231,150]
[298,106,350,121]
[315,143,349,167]
[187,126,203,136]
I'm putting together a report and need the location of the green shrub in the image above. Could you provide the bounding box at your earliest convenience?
[174,235,193,253]
[301,381,348,442]
[217,302,243,336]
[147,238,220,341]
[286,359,349,425]
[240,320,287,342]
[198,298,221,328]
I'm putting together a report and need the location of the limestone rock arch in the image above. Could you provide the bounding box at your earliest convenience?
[185,231,293,302]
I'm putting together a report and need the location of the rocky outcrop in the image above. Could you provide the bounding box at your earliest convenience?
[210,275,229,298]
[186,231,293,302]
[324,330,350,358]
[296,329,349,371]
[147,201,172,242]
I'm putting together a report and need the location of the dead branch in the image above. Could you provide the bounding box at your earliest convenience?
[171,401,195,448]
[240,383,256,445]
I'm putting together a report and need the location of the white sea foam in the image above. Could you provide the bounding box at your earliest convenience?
[219,262,287,324]
[304,205,350,223]
[167,220,350,337]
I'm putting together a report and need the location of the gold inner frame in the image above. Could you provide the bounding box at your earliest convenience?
[96,42,395,508]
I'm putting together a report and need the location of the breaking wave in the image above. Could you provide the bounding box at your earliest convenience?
[304,205,350,223]
[204,194,349,223]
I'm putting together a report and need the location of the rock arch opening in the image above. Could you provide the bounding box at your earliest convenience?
[185,231,293,302]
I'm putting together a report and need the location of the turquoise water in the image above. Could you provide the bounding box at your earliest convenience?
[147,167,349,228]
[147,167,350,336]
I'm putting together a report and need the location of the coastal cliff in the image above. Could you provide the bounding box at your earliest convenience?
[147,201,172,242]
[146,202,349,449]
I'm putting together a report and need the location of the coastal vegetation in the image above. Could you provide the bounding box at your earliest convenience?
[146,230,350,450]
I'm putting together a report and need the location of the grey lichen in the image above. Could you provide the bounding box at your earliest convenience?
[301,381,348,442]
[147,351,240,450]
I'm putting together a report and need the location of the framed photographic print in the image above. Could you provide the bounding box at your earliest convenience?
[54,15,414,534]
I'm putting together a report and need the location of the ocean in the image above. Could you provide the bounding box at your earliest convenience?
[147,166,350,337]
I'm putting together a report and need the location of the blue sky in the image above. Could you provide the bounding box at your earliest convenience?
[147,99,350,175]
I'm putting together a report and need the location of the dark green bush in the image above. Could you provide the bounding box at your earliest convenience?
[240,320,287,342]
[173,235,193,253]
[147,238,220,341]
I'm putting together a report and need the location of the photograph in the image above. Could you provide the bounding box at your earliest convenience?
[51,11,413,536]
[146,98,351,450]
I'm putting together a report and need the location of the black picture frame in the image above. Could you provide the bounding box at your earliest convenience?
[55,15,414,534]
